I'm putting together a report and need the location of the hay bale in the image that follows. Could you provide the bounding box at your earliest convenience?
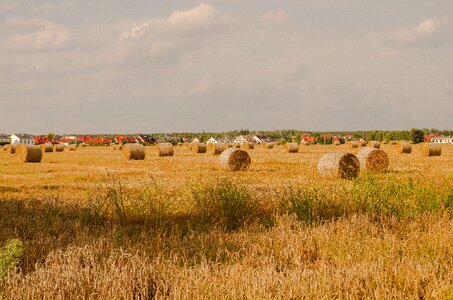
[390,141,397,145]
[357,147,389,173]
[227,143,233,148]
[396,142,412,154]
[232,143,241,148]
[286,143,299,153]
[382,141,388,145]
[359,139,367,147]
[317,152,360,179]
[350,141,359,148]
[368,141,380,149]
[157,143,173,156]
[69,144,77,151]
[334,141,341,146]
[264,142,274,149]
[122,143,145,160]
[242,142,254,150]
[41,143,53,153]
[207,143,227,155]
[17,145,42,163]
[220,148,251,171]
[54,144,65,152]
[421,143,441,157]
[192,143,207,153]
[7,144,19,154]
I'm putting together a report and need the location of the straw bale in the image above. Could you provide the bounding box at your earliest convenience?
[122,143,145,160]
[359,139,367,147]
[357,147,389,173]
[421,143,441,156]
[286,143,299,153]
[317,152,360,179]
[192,143,207,153]
[7,144,19,154]
[17,145,42,163]
[242,142,254,150]
[350,141,359,148]
[54,144,65,152]
[264,142,274,149]
[396,142,412,154]
[220,148,251,171]
[207,143,228,155]
[157,143,173,156]
[368,141,380,149]
[334,141,341,146]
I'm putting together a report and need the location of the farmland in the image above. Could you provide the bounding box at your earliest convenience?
[1,143,453,299]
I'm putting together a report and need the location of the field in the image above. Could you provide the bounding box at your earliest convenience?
[1,143,453,299]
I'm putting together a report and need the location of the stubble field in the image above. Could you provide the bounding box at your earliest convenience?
[1,143,452,299]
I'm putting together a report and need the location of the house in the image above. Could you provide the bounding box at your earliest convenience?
[206,137,218,144]
[216,137,232,144]
[233,135,248,145]
[300,133,316,143]
[11,134,35,145]
[0,134,10,145]
[431,136,453,144]
[424,134,442,142]
[136,134,156,144]
[192,138,200,143]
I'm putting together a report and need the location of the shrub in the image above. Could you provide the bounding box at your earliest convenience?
[0,239,24,281]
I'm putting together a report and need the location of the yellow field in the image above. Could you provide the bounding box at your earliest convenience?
[1,143,452,299]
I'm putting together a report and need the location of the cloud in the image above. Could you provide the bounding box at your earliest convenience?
[383,17,450,47]
[259,12,289,23]
[1,18,70,52]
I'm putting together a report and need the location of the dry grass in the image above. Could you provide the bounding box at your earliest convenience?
[0,144,452,298]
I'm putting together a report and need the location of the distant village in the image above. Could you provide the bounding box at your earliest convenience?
[0,131,452,147]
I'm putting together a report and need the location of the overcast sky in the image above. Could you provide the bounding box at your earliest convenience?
[1,1,452,134]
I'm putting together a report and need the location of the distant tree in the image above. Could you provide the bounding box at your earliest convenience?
[410,128,425,144]
[46,133,55,139]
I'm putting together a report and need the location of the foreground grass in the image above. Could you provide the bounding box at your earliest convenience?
[1,174,452,299]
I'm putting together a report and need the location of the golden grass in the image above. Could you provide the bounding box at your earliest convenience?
[0,144,452,298]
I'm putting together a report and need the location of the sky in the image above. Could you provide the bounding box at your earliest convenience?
[0,0,452,134]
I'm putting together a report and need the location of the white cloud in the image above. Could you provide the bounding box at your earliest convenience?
[168,3,232,32]
[384,17,449,47]
[1,18,70,52]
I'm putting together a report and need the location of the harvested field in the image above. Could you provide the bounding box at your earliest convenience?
[0,143,452,299]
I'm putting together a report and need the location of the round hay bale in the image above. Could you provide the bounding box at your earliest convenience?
[17,145,42,163]
[286,143,299,153]
[334,141,341,146]
[232,143,241,148]
[368,141,380,149]
[192,143,207,153]
[207,143,227,155]
[350,141,359,148]
[264,142,274,149]
[122,143,145,160]
[41,143,53,153]
[396,142,412,154]
[242,142,254,150]
[227,143,233,148]
[359,139,367,147]
[7,144,19,154]
[382,140,388,145]
[157,143,173,157]
[69,144,77,151]
[220,148,251,171]
[421,143,441,157]
[317,152,360,179]
[54,144,65,152]
[390,141,397,145]
[357,147,389,173]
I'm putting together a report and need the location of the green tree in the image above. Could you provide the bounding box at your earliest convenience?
[410,128,425,144]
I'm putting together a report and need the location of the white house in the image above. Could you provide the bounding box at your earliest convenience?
[192,138,200,143]
[233,135,248,145]
[431,136,453,144]
[0,134,10,144]
[10,134,35,145]
[250,135,263,144]
[206,137,218,144]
